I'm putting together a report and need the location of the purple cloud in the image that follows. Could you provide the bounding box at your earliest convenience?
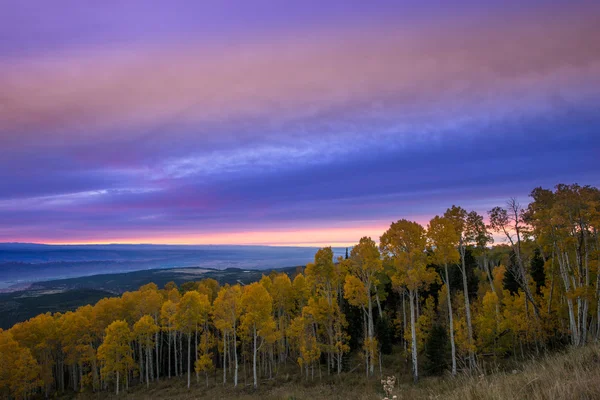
[0,0,599,244]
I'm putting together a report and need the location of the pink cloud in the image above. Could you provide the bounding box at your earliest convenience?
[1,10,598,150]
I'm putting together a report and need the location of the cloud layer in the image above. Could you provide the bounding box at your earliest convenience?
[1,1,599,245]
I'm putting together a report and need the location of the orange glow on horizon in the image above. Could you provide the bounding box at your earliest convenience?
[33,224,401,247]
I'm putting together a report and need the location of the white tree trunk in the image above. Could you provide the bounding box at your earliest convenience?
[460,246,475,370]
[145,347,149,387]
[187,332,191,388]
[223,333,227,385]
[367,282,375,375]
[253,324,258,388]
[409,289,418,384]
[234,326,239,387]
[155,331,160,381]
[445,264,457,376]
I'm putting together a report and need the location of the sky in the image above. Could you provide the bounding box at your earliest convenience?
[0,0,599,246]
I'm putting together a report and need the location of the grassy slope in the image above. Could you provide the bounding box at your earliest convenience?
[77,345,600,400]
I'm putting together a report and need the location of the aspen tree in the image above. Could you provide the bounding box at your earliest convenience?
[427,215,460,375]
[380,219,437,383]
[97,320,134,395]
[175,291,210,388]
[213,285,242,386]
[240,282,275,388]
[133,316,158,387]
[160,300,177,378]
[343,236,382,376]
[444,206,476,369]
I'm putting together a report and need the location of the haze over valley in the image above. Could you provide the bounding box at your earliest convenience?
[0,243,337,290]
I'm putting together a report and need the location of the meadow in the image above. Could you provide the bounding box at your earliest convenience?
[76,345,600,400]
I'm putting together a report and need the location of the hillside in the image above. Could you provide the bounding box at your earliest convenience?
[0,265,299,329]
[1,184,598,400]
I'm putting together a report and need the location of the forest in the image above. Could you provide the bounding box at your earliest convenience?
[1,183,599,399]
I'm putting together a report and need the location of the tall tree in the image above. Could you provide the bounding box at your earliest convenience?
[175,291,210,388]
[427,215,460,375]
[444,206,479,369]
[305,247,347,374]
[133,315,159,387]
[380,219,437,383]
[489,200,541,318]
[213,285,242,387]
[59,309,95,392]
[240,282,276,388]
[0,329,42,399]
[97,320,134,395]
[270,273,295,365]
[160,300,177,378]
[343,236,382,376]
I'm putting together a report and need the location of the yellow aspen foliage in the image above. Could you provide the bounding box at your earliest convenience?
[139,282,159,292]
[9,313,57,394]
[212,284,242,385]
[344,274,368,307]
[500,290,544,350]
[260,274,273,293]
[135,288,164,321]
[412,296,436,353]
[342,237,382,376]
[305,247,336,298]
[269,273,294,363]
[0,329,42,399]
[197,278,220,303]
[97,320,135,395]
[59,308,96,391]
[213,285,242,334]
[241,282,275,388]
[492,265,507,300]
[292,273,310,310]
[241,282,273,332]
[160,300,178,332]
[92,297,124,340]
[453,292,476,357]
[271,273,295,316]
[164,287,181,303]
[195,330,215,386]
[289,314,321,377]
[176,291,210,335]
[175,291,210,388]
[133,315,159,384]
[381,219,438,383]
[474,291,506,356]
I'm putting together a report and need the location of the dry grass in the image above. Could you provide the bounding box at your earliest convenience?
[78,345,600,400]
[399,345,600,400]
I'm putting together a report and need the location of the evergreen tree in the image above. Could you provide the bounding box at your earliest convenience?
[424,324,449,376]
[530,248,546,294]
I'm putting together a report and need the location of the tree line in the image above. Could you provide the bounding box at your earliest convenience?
[0,183,598,398]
